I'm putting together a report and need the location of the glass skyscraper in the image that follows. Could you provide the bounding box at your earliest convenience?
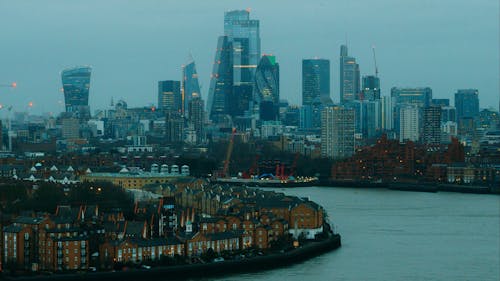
[339,45,360,104]
[254,55,279,121]
[454,89,479,120]
[61,66,92,120]
[302,59,330,106]
[158,80,181,112]
[207,36,233,122]
[361,75,380,101]
[182,59,201,115]
[224,9,261,86]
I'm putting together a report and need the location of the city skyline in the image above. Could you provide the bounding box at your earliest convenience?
[0,0,498,116]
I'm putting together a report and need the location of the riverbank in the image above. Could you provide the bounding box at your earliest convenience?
[316,180,500,195]
[3,234,341,281]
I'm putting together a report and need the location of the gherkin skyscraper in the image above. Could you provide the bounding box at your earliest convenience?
[254,55,279,121]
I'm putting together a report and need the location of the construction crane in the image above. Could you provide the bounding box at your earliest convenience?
[372,45,379,77]
[222,128,237,178]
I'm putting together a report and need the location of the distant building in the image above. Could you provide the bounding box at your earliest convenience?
[391,87,432,134]
[254,55,280,121]
[441,106,457,123]
[455,89,479,121]
[302,59,330,106]
[361,75,380,101]
[422,106,442,145]
[207,36,233,122]
[224,9,260,87]
[188,95,205,143]
[61,66,92,120]
[339,45,360,104]
[399,105,420,142]
[158,80,181,112]
[432,98,450,107]
[321,106,355,159]
[182,60,202,115]
[61,117,80,140]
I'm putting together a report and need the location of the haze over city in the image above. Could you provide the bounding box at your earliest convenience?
[0,0,498,115]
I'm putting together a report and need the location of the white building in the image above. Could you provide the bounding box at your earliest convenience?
[399,105,419,142]
[321,106,355,159]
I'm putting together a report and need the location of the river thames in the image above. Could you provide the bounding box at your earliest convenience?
[201,187,500,281]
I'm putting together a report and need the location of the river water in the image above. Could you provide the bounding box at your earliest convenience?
[201,187,500,281]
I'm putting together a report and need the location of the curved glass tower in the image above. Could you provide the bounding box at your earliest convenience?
[254,55,279,121]
[207,36,233,122]
[61,66,92,120]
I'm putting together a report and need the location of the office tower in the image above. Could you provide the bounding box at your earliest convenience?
[381,96,393,130]
[441,106,456,123]
[431,98,450,107]
[229,85,253,118]
[182,59,201,115]
[61,66,92,120]
[391,87,432,134]
[254,55,280,121]
[321,106,355,159]
[158,81,181,112]
[422,106,442,145]
[207,36,233,122]
[399,105,420,143]
[455,89,479,137]
[188,94,205,144]
[300,105,313,129]
[302,59,330,106]
[391,87,432,107]
[361,75,380,101]
[339,45,360,103]
[165,112,184,143]
[224,9,261,86]
[345,100,382,140]
[455,89,479,120]
[61,117,80,140]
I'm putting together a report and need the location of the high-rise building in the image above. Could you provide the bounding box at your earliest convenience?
[431,98,450,107]
[361,75,380,101]
[61,66,92,120]
[441,106,456,123]
[302,59,330,106]
[422,106,442,145]
[255,55,280,121]
[321,106,355,159]
[399,105,420,143]
[61,117,80,140]
[165,112,184,143]
[455,89,479,120]
[182,60,201,115]
[207,36,233,122]
[228,85,253,118]
[345,100,382,140]
[391,87,432,134]
[158,80,181,112]
[339,45,360,103]
[188,94,205,144]
[224,10,261,86]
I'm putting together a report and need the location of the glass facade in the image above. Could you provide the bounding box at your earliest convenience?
[61,66,92,120]
[255,55,279,121]
[158,80,181,112]
[224,10,261,86]
[339,45,360,104]
[182,60,201,115]
[207,36,233,122]
[302,59,330,106]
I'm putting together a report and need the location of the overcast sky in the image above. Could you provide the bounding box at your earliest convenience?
[0,0,498,116]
